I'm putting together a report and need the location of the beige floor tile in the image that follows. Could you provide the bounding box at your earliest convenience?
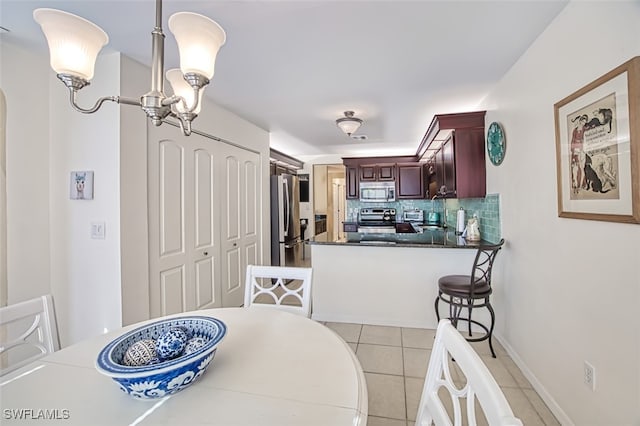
[502,387,545,425]
[347,342,357,353]
[401,327,436,349]
[467,338,496,358]
[404,377,424,422]
[365,372,407,420]
[500,355,533,389]
[523,389,561,426]
[324,322,362,343]
[478,355,518,388]
[360,325,402,346]
[367,416,407,426]
[403,348,430,379]
[356,344,404,376]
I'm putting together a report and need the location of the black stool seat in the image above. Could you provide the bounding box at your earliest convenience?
[438,275,491,297]
[434,239,505,357]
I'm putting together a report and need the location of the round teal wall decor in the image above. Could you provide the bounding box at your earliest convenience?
[487,122,506,166]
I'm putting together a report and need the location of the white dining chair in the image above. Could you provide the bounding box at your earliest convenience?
[0,294,60,376]
[244,265,313,317]
[415,319,523,426]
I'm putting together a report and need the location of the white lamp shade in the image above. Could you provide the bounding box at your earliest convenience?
[169,12,226,80]
[33,8,108,81]
[166,68,204,114]
[337,119,362,136]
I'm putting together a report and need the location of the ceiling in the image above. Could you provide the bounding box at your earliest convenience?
[1,0,568,159]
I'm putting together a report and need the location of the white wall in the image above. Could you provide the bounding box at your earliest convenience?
[0,42,51,305]
[483,2,640,424]
[48,52,123,346]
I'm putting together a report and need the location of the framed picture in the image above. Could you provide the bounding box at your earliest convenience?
[554,56,640,224]
[70,171,94,200]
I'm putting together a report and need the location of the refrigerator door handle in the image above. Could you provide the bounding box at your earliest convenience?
[283,178,290,236]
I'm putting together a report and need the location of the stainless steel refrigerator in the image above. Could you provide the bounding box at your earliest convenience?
[271,174,304,267]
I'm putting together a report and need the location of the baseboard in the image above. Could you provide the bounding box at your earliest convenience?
[494,333,574,426]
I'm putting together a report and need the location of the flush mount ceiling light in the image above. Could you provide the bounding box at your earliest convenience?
[336,111,363,136]
[33,0,226,136]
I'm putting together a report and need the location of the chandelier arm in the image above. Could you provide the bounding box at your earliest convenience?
[168,113,192,136]
[185,86,201,114]
[68,89,118,114]
[68,89,143,114]
[161,95,182,107]
[118,97,144,107]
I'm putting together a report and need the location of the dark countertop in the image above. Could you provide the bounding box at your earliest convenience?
[308,228,492,249]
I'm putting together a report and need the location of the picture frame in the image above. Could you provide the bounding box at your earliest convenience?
[70,171,94,200]
[554,56,640,224]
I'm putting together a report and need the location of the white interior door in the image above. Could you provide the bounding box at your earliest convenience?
[148,127,222,318]
[220,144,260,307]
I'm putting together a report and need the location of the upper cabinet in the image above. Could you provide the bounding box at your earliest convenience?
[360,163,395,181]
[343,156,416,199]
[397,163,424,199]
[418,111,486,199]
[345,165,359,199]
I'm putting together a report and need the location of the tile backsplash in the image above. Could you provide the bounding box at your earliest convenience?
[346,194,502,243]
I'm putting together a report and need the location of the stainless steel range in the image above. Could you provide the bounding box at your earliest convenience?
[357,208,396,233]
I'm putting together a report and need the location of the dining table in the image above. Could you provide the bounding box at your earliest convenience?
[0,307,368,425]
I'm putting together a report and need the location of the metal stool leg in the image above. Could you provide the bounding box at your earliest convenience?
[467,301,473,337]
[486,299,496,358]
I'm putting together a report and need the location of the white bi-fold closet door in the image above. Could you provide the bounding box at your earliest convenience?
[148,126,260,318]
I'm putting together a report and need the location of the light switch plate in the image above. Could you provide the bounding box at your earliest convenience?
[91,222,106,239]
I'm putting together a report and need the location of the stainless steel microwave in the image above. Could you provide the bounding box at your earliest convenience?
[359,182,396,202]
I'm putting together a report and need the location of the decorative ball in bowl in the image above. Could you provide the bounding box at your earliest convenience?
[96,316,226,399]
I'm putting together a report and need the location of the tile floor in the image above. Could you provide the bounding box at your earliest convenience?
[323,322,560,426]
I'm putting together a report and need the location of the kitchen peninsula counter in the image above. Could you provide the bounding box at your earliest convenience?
[308,228,491,249]
[308,230,502,329]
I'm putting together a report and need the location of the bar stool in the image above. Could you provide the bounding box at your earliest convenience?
[434,239,505,357]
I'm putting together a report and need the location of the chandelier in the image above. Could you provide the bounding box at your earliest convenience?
[33,0,226,136]
[336,111,363,136]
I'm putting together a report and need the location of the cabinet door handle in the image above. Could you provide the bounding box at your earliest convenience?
[204,251,208,256]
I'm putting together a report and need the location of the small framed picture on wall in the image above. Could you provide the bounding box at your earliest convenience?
[70,171,94,200]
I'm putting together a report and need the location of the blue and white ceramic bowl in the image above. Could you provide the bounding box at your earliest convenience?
[96,316,226,400]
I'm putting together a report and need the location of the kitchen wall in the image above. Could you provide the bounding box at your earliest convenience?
[482,1,640,424]
[346,194,502,243]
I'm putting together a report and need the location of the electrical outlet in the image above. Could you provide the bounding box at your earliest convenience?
[584,361,595,391]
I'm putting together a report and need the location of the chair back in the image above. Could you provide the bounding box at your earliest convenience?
[469,238,504,296]
[416,319,522,426]
[244,265,313,317]
[0,295,60,376]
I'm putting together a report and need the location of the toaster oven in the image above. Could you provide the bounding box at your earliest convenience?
[402,209,424,223]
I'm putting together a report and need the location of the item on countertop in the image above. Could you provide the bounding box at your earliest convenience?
[156,326,189,360]
[96,316,227,399]
[456,208,466,235]
[466,215,481,241]
[184,336,208,354]
[123,339,157,366]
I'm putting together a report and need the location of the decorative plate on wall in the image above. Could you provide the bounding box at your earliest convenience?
[486,122,506,166]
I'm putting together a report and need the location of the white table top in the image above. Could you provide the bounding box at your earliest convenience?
[0,307,367,425]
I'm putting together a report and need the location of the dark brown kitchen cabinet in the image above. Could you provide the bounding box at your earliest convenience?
[360,163,395,181]
[420,111,486,199]
[345,166,359,199]
[397,163,424,199]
